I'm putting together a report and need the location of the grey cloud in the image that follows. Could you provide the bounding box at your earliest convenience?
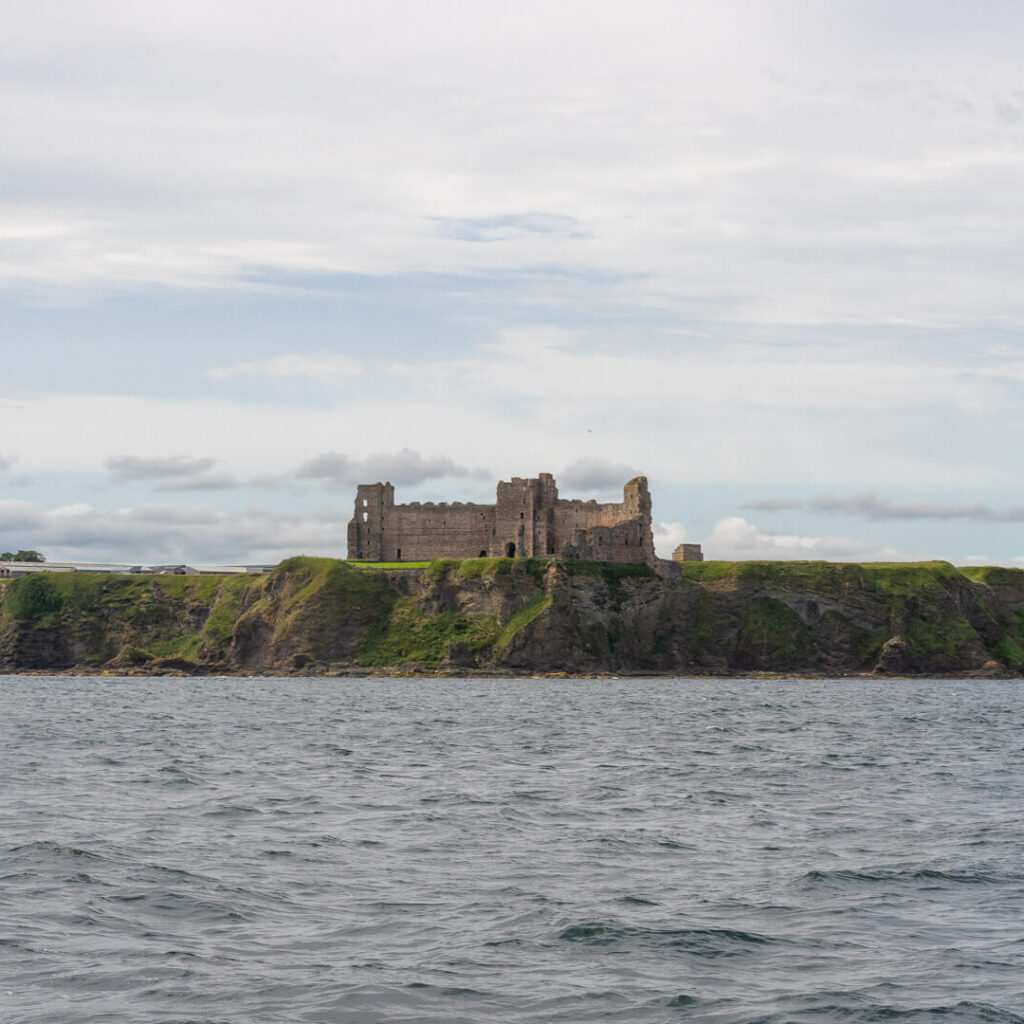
[293,448,487,489]
[292,452,354,484]
[743,491,1024,522]
[559,458,643,495]
[0,455,14,472]
[105,455,217,482]
[0,499,344,564]
[156,472,240,492]
[741,497,806,512]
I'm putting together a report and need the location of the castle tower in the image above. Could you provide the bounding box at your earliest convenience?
[494,474,559,557]
[347,482,394,560]
[622,477,656,563]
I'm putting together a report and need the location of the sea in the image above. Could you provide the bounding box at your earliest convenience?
[2,675,1023,1024]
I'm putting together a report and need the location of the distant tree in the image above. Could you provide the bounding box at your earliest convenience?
[0,550,45,562]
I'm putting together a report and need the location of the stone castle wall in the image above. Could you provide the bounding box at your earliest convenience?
[347,473,658,564]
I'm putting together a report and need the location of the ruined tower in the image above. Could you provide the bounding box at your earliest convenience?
[347,482,395,561]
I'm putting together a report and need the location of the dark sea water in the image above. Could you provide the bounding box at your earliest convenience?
[2,676,1024,1024]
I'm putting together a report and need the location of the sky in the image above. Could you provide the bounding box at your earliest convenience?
[3,0,1024,565]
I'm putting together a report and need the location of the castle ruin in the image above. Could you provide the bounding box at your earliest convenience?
[347,473,663,565]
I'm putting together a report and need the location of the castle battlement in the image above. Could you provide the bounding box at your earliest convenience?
[347,473,659,565]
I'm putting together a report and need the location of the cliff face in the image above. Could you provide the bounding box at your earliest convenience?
[2,557,1024,676]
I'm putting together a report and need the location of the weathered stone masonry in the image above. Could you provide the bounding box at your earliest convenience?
[347,473,662,564]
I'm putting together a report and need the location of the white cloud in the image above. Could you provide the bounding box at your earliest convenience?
[653,520,688,560]
[960,554,992,566]
[206,353,361,382]
[705,516,910,562]
[2,339,1021,499]
[3,2,1024,332]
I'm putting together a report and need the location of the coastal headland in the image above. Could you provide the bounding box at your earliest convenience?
[3,556,1024,677]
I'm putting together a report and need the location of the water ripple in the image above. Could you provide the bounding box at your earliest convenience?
[2,675,1024,1023]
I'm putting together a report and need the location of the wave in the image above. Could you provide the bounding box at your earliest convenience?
[801,867,1014,888]
[556,920,777,956]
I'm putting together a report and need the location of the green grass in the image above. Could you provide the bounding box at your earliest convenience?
[357,597,500,665]
[259,558,396,650]
[494,593,552,656]
[903,613,978,661]
[200,575,256,648]
[453,557,515,579]
[148,634,203,661]
[0,568,269,666]
[959,565,1024,586]
[10,555,1024,673]
[427,557,546,583]
[988,633,1024,668]
[348,561,432,570]
[3,574,65,619]
[736,597,809,663]
[426,556,652,588]
[677,559,964,589]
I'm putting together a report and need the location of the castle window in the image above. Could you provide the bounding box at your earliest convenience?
[520,512,524,519]
[396,548,401,560]
[361,511,368,522]
[479,550,486,557]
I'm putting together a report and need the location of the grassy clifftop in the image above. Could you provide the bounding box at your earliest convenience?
[2,556,1023,675]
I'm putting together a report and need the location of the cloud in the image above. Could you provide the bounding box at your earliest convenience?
[206,353,361,382]
[0,498,345,564]
[558,457,644,494]
[653,520,688,560]
[105,455,217,482]
[291,448,487,490]
[4,1,1024,337]
[437,213,587,243]
[155,472,241,492]
[103,447,477,493]
[741,498,805,512]
[743,491,1024,522]
[706,516,908,562]
[0,455,14,472]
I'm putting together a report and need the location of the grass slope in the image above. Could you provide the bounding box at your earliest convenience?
[4,557,1024,673]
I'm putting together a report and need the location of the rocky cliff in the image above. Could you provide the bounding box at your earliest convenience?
[2,556,1024,676]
